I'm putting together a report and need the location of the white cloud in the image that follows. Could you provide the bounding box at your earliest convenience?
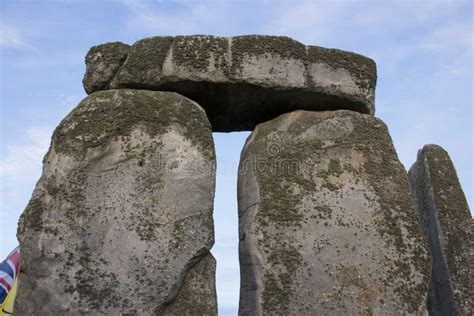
[0,23,32,49]
[120,0,289,38]
[420,21,472,55]
[0,127,51,256]
[120,0,222,36]
[0,128,51,178]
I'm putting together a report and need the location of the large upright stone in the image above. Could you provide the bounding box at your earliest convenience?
[16,90,217,314]
[409,145,472,315]
[83,35,377,131]
[238,110,430,315]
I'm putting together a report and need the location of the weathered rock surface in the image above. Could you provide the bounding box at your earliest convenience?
[238,110,430,315]
[409,145,472,315]
[83,35,377,132]
[83,42,130,94]
[161,253,218,315]
[16,89,217,315]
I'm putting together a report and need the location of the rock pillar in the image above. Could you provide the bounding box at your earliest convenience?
[409,144,472,315]
[17,90,217,315]
[238,110,430,315]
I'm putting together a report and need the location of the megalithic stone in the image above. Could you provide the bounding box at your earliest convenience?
[238,110,430,315]
[409,145,473,315]
[82,42,130,94]
[16,90,217,315]
[82,35,376,132]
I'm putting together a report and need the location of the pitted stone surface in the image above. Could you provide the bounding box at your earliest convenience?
[161,253,217,316]
[83,42,130,94]
[409,145,472,315]
[16,89,216,315]
[83,35,377,132]
[238,110,430,315]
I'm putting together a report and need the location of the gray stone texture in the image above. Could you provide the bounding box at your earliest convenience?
[409,144,472,315]
[16,89,217,315]
[161,253,218,316]
[238,110,430,315]
[83,35,377,132]
[83,42,130,94]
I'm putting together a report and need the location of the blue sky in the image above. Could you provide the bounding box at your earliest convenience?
[0,0,472,315]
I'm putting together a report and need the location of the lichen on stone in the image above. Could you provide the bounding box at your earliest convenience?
[231,35,306,75]
[53,89,214,161]
[239,110,431,314]
[172,35,229,73]
[113,37,174,86]
[307,46,377,90]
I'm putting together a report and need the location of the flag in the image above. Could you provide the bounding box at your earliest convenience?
[0,247,20,315]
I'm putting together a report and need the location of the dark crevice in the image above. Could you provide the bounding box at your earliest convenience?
[112,80,370,132]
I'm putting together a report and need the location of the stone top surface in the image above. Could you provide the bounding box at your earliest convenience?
[83,35,377,132]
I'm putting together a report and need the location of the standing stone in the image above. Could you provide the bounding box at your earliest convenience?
[238,110,430,315]
[83,35,376,131]
[16,90,217,315]
[409,145,472,315]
